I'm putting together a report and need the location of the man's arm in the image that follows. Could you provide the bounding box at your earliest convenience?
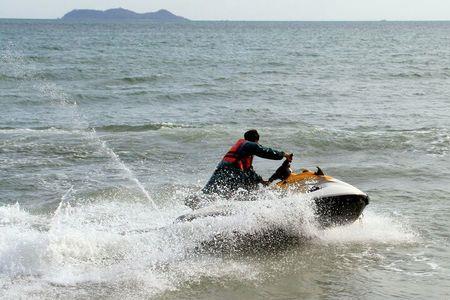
[242,142,286,160]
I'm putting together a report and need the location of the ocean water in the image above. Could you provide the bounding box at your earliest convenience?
[1,20,449,299]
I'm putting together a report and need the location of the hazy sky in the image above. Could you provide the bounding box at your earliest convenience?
[2,0,450,20]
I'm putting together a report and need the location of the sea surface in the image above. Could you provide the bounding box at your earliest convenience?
[1,20,449,299]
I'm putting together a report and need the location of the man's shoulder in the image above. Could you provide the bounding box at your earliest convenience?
[242,141,259,148]
[241,141,261,153]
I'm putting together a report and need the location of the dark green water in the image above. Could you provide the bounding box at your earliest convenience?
[0,20,449,299]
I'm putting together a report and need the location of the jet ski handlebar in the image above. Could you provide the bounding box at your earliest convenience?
[268,157,292,183]
[285,153,293,162]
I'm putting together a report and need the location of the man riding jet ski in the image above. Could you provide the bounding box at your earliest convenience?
[182,130,369,227]
[201,129,293,196]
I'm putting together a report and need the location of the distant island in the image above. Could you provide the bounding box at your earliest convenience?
[62,8,188,21]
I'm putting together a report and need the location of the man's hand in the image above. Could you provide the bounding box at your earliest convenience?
[284,153,293,162]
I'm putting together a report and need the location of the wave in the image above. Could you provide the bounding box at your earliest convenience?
[290,126,449,156]
[120,75,164,83]
[97,122,193,132]
[261,70,291,75]
[0,126,75,134]
[4,124,446,155]
[24,55,49,62]
[390,53,414,58]
[389,72,429,78]
[126,90,149,96]
[264,61,287,67]
[0,72,57,81]
[288,51,320,57]
[0,74,19,81]
[0,123,193,134]
[387,71,450,79]
[39,45,63,51]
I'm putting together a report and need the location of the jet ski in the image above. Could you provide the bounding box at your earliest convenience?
[179,159,369,228]
[269,159,369,227]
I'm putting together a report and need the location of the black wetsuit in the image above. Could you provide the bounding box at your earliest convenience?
[202,141,285,196]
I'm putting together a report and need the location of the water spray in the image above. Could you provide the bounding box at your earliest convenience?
[89,128,158,209]
[2,47,158,209]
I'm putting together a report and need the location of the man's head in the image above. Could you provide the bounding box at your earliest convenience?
[244,129,259,142]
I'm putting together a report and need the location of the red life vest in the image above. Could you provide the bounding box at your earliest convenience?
[222,139,253,171]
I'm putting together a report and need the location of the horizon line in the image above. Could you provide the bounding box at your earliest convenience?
[2,17,450,22]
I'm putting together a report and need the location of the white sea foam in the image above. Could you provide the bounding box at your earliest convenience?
[317,210,418,244]
[0,192,419,298]
[0,127,77,135]
[0,198,262,297]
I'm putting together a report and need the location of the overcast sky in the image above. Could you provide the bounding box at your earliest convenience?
[1,0,450,20]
